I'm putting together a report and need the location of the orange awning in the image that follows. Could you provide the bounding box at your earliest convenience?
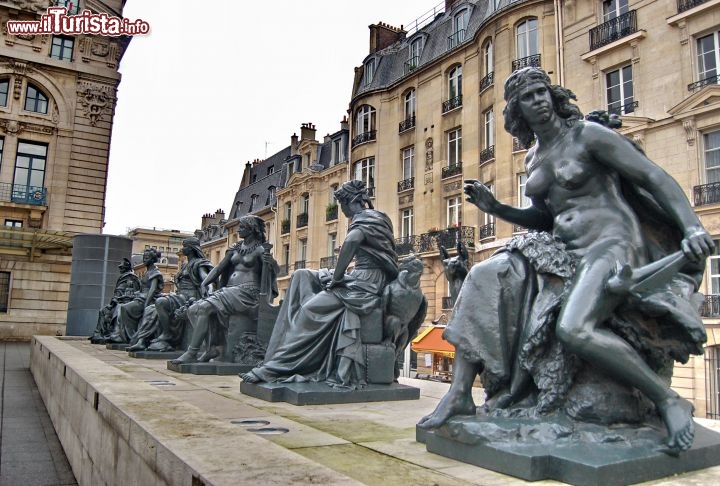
[412,326,455,358]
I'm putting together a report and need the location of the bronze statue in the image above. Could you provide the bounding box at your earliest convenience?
[439,241,469,308]
[172,215,277,364]
[89,258,140,344]
[127,238,213,352]
[418,68,713,455]
[242,180,401,388]
[108,248,164,344]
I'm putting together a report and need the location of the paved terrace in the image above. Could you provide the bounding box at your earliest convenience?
[22,337,720,485]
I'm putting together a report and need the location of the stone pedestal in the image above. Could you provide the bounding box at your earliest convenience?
[240,381,419,406]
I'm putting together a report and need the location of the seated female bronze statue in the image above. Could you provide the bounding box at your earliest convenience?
[418,67,713,454]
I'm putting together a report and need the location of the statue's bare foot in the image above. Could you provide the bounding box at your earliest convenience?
[417,390,476,429]
[171,349,198,365]
[198,347,220,362]
[240,371,261,383]
[657,395,695,454]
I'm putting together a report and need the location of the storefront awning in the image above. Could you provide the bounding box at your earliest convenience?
[411,325,455,358]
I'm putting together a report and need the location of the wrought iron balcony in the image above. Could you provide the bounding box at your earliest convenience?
[678,0,710,13]
[442,296,454,310]
[326,204,338,221]
[441,163,462,179]
[478,223,495,239]
[589,10,637,51]
[688,74,720,93]
[397,177,414,192]
[399,115,416,133]
[694,182,720,206]
[479,146,495,163]
[608,100,638,116]
[394,226,475,256]
[404,56,420,75]
[702,294,720,317]
[281,219,291,234]
[479,71,494,91]
[277,263,289,277]
[296,213,309,228]
[512,54,541,72]
[294,260,306,270]
[320,255,337,269]
[447,29,466,50]
[0,182,47,206]
[442,95,462,113]
[351,130,376,148]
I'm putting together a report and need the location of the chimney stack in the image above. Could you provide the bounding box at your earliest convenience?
[300,122,317,141]
[369,22,406,54]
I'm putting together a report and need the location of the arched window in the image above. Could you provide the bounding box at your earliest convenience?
[355,105,376,135]
[449,65,462,99]
[364,58,376,86]
[24,84,48,114]
[449,8,469,48]
[409,37,423,67]
[516,18,538,60]
[404,89,416,120]
[483,40,493,76]
[0,79,9,107]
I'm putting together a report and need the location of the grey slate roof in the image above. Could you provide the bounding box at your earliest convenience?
[229,147,291,220]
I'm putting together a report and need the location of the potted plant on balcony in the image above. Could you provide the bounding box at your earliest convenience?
[281,218,290,234]
[326,202,338,221]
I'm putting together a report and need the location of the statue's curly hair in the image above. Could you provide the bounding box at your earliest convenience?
[238,214,267,242]
[503,67,583,149]
[143,247,161,264]
[334,180,374,209]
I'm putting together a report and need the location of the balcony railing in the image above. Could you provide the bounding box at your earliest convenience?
[278,263,289,277]
[0,183,47,206]
[480,71,494,91]
[320,255,337,269]
[589,10,637,51]
[295,260,306,270]
[399,115,416,133]
[296,213,309,228]
[404,56,420,74]
[479,145,495,163]
[326,205,338,221]
[678,0,710,13]
[702,295,720,317]
[441,162,462,179]
[394,226,475,256]
[442,95,462,113]
[397,177,414,192]
[512,54,541,72]
[688,74,720,93]
[478,222,495,239]
[281,219,291,234]
[442,296,454,310]
[608,100,638,116]
[447,29,466,50]
[351,130,376,148]
[694,182,720,206]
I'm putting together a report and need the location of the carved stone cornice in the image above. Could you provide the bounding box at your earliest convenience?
[0,117,56,135]
[76,80,115,126]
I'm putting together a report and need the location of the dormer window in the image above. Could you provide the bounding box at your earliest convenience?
[364,58,376,86]
[407,37,423,72]
[449,8,469,49]
[249,194,259,212]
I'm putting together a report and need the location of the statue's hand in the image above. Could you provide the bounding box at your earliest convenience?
[326,276,345,291]
[200,284,209,298]
[681,228,714,263]
[464,180,497,213]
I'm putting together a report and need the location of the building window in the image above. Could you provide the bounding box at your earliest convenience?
[704,131,720,184]
[14,141,47,191]
[0,79,8,107]
[602,0,629,22]
[297,238,308,263]
[301,193,310,214]
[482,183,495,226]
[401,208,414,238]
[448,128,462,167]
[364,58,376,86]
[402,146,414,180]
[606,64,634,115]
[447,196,462,227]
[57,0,80,15]
[448,8,469,49]
[706,345,720,419]
[516,18,538,60]
[0,271,10,313]
[0,137,4,167]
[51,36,74,61]
[24,84,48,114]
[284,201,292,222]
[409,37,423,69]
[283,243,290,265]
[355,105,376,135]
[332,138,344,164]
[484,109,494,149]
[449,65,462,100]
[404,89,416,120]
[518,173,532,208]
[327,233,337,257]
[249,194,259,212]
[267,165,274,175]
[5,219,23,228]
[353,157,375,194]
[697,32,720,86]
[484,40,493,76]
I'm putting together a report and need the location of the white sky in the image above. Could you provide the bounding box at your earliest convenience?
[102,0,443,235]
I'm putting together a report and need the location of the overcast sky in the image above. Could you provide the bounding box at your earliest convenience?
[102,0,443,235]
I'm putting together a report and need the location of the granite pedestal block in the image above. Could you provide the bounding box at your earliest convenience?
[240,381,419,406]
[128,350,183,360]
[167,361,254,375]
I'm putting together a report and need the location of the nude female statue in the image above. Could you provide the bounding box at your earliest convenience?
[418,67,713,454]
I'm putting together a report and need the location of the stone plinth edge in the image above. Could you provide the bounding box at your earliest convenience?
[240,380,420,405]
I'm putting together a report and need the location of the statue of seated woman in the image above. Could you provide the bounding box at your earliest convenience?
[127,237,213,352]
[109,248,164,344]
[241,180,407,388]
[417,68,713,455]
[171,215,278,364]
[89,258,140,344]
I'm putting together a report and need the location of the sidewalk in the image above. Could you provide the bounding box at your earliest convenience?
[0,342,76,486]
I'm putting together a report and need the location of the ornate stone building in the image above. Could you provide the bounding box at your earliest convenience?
[0,0,130,338]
